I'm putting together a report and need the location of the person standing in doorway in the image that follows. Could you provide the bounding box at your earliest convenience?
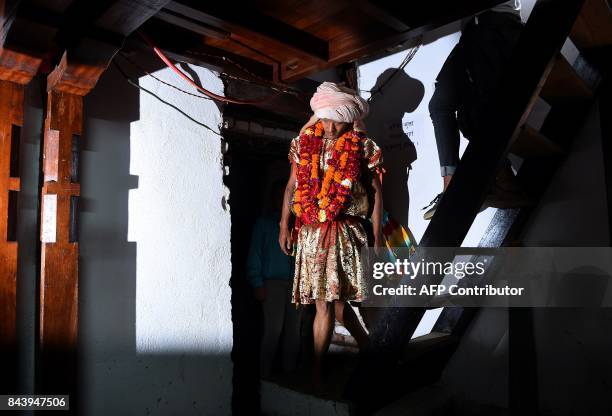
[279,82,384,385]
[247,181,300,379]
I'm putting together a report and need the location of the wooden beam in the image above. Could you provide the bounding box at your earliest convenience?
[166,0,330,61]
[47,43,115,95]
[362,0,507,29]
[570,0,612,52]
[510,125,564,159]
[142,18,277,82]
[0,77,24,394]
[95,0,171,35]
[347,0,586,412]
[355,1,411,32]
[1,1,65,74]
[38,57,88,398]
[540,54,593,105]
[0,47,43,84]
[0,2,43,392]
[155,9,231,40]
[283,0,505,81]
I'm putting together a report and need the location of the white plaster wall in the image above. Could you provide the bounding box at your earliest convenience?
[79,63,232,415]
[358,30,498,249]
[128,66,231,355]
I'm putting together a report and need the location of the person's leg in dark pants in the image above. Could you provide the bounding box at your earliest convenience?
[424,14,527,219]
[424,44,467,219]
[429,43,468,187]
[260,280,286,378]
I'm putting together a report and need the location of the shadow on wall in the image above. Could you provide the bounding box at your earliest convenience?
[77,61,232,415]
[224,135,294,415]
[79,63,138,414]
[364,68,424,229]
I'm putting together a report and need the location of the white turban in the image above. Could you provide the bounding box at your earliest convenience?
[309,82,369,123]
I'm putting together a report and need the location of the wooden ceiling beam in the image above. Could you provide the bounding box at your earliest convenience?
[1,0,64,75]
[95,0,171,35]
[165,0,330,62]
[155,9,231,40]
[570,0,612,51]
[45,0,171,93]
[283,0,508,81]
[141,18,277,82]
[0,0,43,83]
[362,0,507,29]
[2,0,170,82]
[355,0,411,32]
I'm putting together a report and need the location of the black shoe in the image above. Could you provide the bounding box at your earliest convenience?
[422,193,442,220]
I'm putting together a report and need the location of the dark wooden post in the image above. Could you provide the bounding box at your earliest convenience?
[0,79,25,393]
[38,52,105,401]
[0,50,41,393]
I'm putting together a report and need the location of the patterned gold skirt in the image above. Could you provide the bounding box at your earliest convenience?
[292,216,369,305]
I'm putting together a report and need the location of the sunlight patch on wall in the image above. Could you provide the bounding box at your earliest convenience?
[127,65,232,354]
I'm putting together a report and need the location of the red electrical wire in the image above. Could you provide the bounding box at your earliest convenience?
[139,31,280,105]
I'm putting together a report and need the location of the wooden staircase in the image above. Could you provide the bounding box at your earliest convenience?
[344,0,610,415]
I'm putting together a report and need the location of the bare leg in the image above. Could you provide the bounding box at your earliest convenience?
[313,300,334,385]
[334,301,369,349]
[443,174,453,191]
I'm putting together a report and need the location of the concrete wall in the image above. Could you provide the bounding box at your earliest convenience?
[78,63,232,415]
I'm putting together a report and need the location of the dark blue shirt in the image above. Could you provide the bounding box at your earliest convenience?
[246,212,295,288]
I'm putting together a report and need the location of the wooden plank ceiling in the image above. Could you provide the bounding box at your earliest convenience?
[3,0,509,87]
[140,0,508,83]
[6,1,611,89]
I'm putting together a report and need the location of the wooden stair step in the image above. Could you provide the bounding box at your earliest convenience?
[404,331,456,360]
[570,0,612,51]
[540,54,593,105]
[510,125,564,158]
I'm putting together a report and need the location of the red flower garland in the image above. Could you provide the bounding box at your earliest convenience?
[293,122,364,224]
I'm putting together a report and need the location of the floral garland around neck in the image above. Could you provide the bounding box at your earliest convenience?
[293,122,364,224]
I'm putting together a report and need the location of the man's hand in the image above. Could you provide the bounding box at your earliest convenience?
[254,286,266,302]
[279,225,293,255]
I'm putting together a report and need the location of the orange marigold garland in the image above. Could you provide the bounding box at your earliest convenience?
[293,122,364,225]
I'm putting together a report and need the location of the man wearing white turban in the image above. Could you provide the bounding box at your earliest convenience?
[300,82,369,134]
[278,82,383,385]
[311,82,368,122]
